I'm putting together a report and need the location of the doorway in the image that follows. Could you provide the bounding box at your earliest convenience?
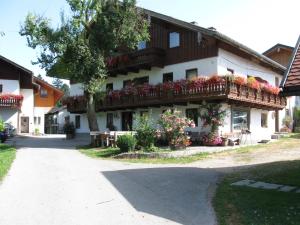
[122,112,133,131]
[21,117,29,133]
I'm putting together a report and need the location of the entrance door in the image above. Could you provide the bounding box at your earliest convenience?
[21,117,29,133]
[122,112,133,131]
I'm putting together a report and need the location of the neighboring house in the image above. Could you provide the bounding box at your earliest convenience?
[45,106,69,134]
[263,44,294,67]
[64,9,290,141]
[0,55,63,134]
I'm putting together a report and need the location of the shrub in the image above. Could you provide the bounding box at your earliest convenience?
[282,116,293,128]
[116,135,137,153]
[63,122,75,135]
[202,133,222,146]
[0,119,4,132]
[233,76,247,86]
[134,114,156,151]
[158,109,195,149]
[247,76,260,90]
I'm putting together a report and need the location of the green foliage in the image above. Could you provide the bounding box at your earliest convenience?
[0,119,4,132]
[294,107,300,126]
[0,144,16,181]
[282,115,293,127]
[134,114,156,151]
[116,134,137,153]
[63,122,75,134]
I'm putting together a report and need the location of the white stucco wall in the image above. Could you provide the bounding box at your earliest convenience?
[0,79,20,94]
[19,89,34,133]
[33,107,52,134]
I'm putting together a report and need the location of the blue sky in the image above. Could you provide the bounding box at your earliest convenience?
[0,0,299,83]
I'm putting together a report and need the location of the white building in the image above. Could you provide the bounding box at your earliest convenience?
[65,9,293,142]
[0,55,64,134]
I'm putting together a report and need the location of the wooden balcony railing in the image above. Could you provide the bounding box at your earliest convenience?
[0,95,23,109]
[66,81,286,113]
[108,48,166,76]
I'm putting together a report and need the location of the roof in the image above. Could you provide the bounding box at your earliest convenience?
[33,76,64,102]
[280,35,300,96]
[143,9,286,74]
[0,55,33,75]
[47,105,67,114]
[263,43,294,56]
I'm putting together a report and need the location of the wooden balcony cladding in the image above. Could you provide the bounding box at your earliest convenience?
[66,81,286,113]
[108,48,166,76]
[0,95,23,109]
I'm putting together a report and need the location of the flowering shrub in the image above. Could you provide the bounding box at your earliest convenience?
[134,114,157,150]
[247,76,260,90]
[260,83,280,95]
[199,101,227,133]
[202,133,222,146]
[0,94,24,101]
[206,75,225,84]
[158,110,195,149]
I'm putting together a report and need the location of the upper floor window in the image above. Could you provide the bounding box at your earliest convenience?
[0,84,2,93]
[275,77,280,87]
[106,83,114,92]
[163,73,173,83]
[75,115,81,129]
[134,76,149,86]
[186,69,198,81]
[40,88,48,98]
[169,32,180,48]
[137,41,147,50]
[123,80,132,88]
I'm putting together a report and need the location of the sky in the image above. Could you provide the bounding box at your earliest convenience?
[0,0,300,84]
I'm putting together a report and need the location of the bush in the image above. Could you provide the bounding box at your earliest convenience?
[134,114,156,151]
[0,119,4,132]
[116,135,137,153]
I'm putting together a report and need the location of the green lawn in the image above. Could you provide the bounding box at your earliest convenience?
[0,144,16,182]
[214,135,300,225]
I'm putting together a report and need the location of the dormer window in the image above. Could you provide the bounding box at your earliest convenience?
[169,32,180,48]
[137,41,147,50]
[40,88,48,98]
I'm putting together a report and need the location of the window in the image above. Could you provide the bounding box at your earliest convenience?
[232,108,250,131]
[34,117,41,125]
[65,116,70,123]
[137,41,147,50]
[75,115,81,129]
[34,117,37,125]
[106,113,114,129]
[169,32,180,48]
[186,109,198,127]
[275,77,280,87]
[123,80,132,88]
[261,113,268,128]
[38,117,41,125]
[40,88,48,98]
[0,84,2,93]
[134,76,149,86]
[186,69,198,80]
[163,73,173,83]
[227,68,234,75]
[106,83,114,92]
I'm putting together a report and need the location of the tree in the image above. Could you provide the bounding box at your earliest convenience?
[52,78,70,106]
[20,0,149,132]
[36,74,44,80]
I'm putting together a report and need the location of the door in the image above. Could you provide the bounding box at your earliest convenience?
[122,112,133,131]
[21,117,29,133]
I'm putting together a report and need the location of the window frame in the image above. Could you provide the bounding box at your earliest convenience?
[231,107,251,131]
[186,108,198,127]
[169,32,180,48]
[133,76,149,86]
[75,115,81,129]
[261,112,268,128]
[106,83,114,92]
[186,68,198,80]
[40,88,48,98]
[123,80,132,88]
[137,41,147,50]
[163,72,173,83]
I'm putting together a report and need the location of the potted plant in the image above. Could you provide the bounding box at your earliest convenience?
[63,122,75,139]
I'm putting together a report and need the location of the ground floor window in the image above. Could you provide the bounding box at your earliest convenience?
[75,115,81,129]
[261,112,268,128]
[34,117,41,125]
[106,113,114,130]
[232,108,250,131]
[186,108,198,127]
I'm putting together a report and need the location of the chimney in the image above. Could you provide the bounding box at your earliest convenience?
[190,21,198,25]
[208,27,217,31]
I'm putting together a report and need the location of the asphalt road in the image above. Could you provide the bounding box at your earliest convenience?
[0,135,219,225]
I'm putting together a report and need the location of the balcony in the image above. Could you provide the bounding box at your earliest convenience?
[0,94,23,109]
[108,48,166,76]
[66,78,286,113]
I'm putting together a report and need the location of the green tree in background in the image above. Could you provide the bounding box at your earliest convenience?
[20,0,149,132]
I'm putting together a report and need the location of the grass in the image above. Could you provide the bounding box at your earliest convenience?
[0,144,16,182]
[79,134,300,164]
[214,134,300,225]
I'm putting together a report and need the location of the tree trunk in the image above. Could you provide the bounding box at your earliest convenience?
[86,92,99,131]
[86,92,99,146]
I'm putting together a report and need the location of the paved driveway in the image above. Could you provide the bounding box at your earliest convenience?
[0,136,219,225]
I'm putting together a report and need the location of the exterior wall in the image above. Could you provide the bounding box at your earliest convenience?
[0,79,20,94]
[19,89,34,133]
[34,87,55,107]
[33,107,52,134]
[0,109,19,130]
[265,49,292,67]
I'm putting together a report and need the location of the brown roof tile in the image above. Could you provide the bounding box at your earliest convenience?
[281,36,300,90]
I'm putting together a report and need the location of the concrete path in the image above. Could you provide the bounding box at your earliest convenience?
[0,135,219,225]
